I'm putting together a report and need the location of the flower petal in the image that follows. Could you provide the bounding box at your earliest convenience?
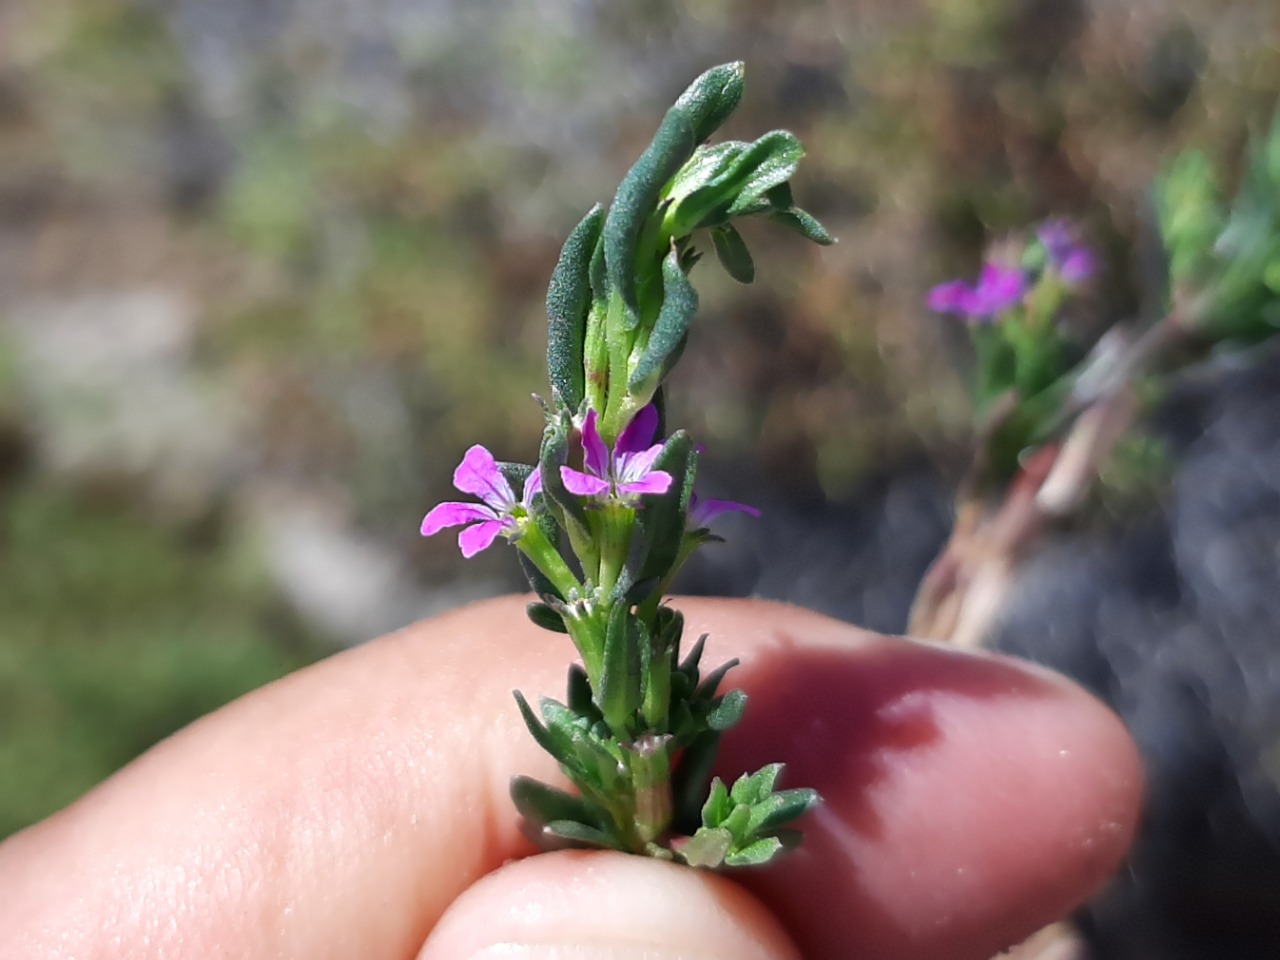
[689,494,761,528]
[1060,248,1095,285]
[421,501,499,537]
[616,404,660,455]
[560,465,611,498]
[521,467,542,507]
[453,445,515,510]
[618,469,673,497]
[458,519,506,558]
[927,280,972,314]
[974,264,1027,314]
[1037,219,1076,264]
[579,409,610,479]
[616,443,665,484]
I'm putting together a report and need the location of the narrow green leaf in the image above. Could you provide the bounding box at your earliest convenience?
[510,776,599,829]
[711,224,756,283]
[694,657,740,700]
[621,576,660,606]
[564,664,599,720]
[730,762,783,805]
[765,181,794,209]
[631,432,697,583]
[725,836,784,867]
[546,204,605,412]
[766,206,834,245]
[635,617,653,717]
[706,688,747,731]
[526,601,568,634]
[598,599,641,731]
[724,131,806,216]
[752,787,822,833]
[700,776,734,827]
[543,818,619,850]
[603,63,745,328]
[606,562,637,606]
[605,112,696,329]
[676,826,733,868]
[540,698,621,790]
[629,251,699,396]
[722,803,752,839]
[513,691,574,770]
[664,141,746,202]
[539,697,590,740]
[678,630,708,682]
[673,61,745,144]
[668,130,802,234]
[589,231,608,302]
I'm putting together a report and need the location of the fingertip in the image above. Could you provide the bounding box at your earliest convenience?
[417,850,801,960]
[714,628,1144,960]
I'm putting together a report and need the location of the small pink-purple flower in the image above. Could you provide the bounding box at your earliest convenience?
[927,263,1028,322]
[421,445,541,558]
[561,406,673,505]
[1037,219,1095,285]
[1034,220,1095,288]
[688,492,760,529]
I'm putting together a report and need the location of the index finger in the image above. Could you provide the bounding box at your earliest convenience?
[0,597,1141,960]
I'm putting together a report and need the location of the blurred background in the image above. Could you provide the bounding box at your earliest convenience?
[1,0,1279,955]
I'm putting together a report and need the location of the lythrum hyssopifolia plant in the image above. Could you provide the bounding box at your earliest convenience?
[911,106,1280,649]
[421,63,831,867]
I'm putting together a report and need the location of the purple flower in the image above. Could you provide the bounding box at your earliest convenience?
[1036,219,1077,263]
[421,445,541,558]
[561,406,673,505]
[927,263,1028,322]
[1037,219,1095,285]
[1058,247,1096,285]
[688,492,760,529]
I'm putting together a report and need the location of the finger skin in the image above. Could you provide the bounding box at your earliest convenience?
[0,597,1142,960]
[417,850,804,960]
[716,627,1142,959]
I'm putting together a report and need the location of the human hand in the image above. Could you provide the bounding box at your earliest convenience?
[0,597,1141,960]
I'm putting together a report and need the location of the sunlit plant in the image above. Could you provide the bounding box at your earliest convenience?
[911,107,1280,647]
[422,62,831,867]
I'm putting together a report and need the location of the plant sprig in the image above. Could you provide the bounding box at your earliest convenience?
[910,103,1280,647]
[422,62,830,867]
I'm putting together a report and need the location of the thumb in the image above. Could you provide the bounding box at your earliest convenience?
[417,849,801,960]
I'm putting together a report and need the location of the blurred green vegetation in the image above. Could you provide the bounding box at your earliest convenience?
[0,0,1277,839]
[0,479,325,838]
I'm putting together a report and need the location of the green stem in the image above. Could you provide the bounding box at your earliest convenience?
[628,735,674,844]
[602,301,634,441]
[516,523,580,599]
[637,535,699,622]
[596,503,634,596]
[584,302,609,416]
[563,512,600,587]
[564,613,605,686]
[642,638,671,730]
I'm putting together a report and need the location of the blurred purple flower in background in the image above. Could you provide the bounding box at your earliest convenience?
[421,445,541,557]
[927,263,1029,322]
[1038,219,1096,285]
[561,406,672,505]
